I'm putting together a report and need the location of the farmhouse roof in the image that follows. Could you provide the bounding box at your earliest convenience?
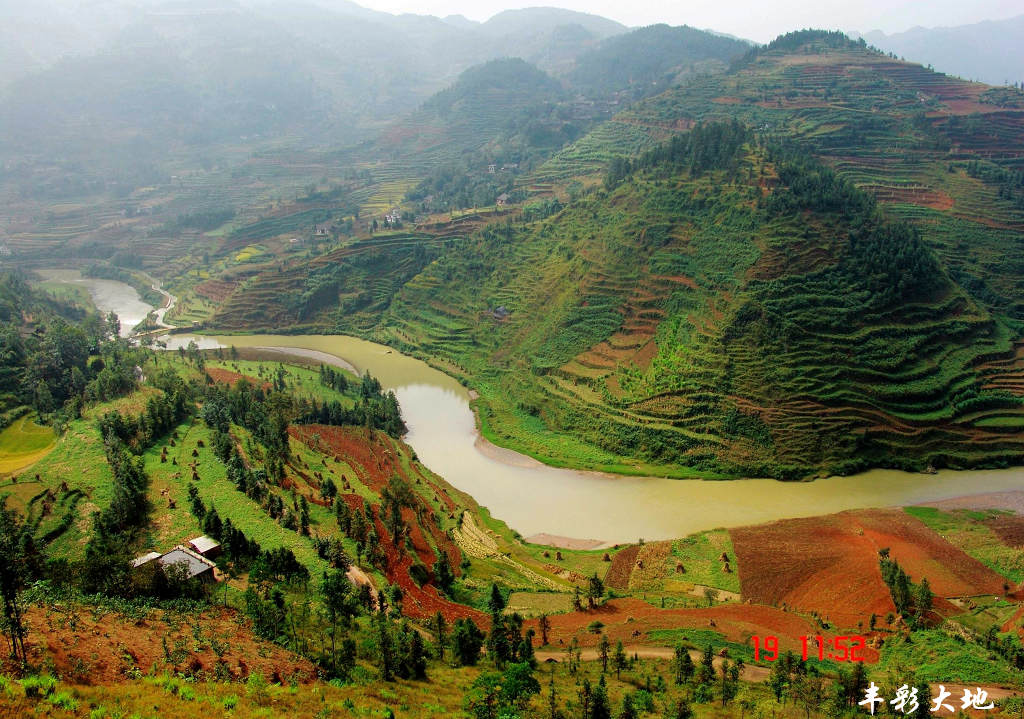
[158,545,217,580]
[188,535,220,556]
[130,551,161,569]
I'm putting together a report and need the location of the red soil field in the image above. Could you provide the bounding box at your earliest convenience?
[13,606,315,685]
[985,515,1024,548]
[529,598,876,661]
[193,278,239,303]
[605,545,641,590]
[731,513,895,630]
[290,425,400,495]
[372,513,486,626]
[731,510,1008,629]
[856,510,1008,598]
[205,367,270,390]
[289,425,479,625]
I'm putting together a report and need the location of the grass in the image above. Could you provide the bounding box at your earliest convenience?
[0,413,57,475]
[876,628,1022,684]
[903,506,1024,584]
[664,530,741,594]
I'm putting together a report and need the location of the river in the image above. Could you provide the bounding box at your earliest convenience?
[35,269,155,338]
[39,273,1022,543]
[165,333,1024,545]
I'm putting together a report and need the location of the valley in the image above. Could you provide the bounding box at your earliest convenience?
[2,7,1024,718]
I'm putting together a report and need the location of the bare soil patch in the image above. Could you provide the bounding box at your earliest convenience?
[15,605,315,685]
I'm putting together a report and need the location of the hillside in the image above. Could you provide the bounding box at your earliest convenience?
[376,58,568,165]
[207,32,1024,479]
[566,24,749,99]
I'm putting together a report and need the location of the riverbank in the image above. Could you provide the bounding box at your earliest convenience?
[169,333,1024,544]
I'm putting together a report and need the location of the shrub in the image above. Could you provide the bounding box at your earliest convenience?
[47,691,80,711]
[19,674,58,698]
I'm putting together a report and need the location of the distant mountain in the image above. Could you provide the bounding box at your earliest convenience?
[0,0,626,193]
[853,15,1024,86]
[376,58,569,163]
[566,24,749,99]
[480,7,627,39]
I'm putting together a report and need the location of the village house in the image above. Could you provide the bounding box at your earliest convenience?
[314,223,330,237]
[188,535,222,559]
[131,543,219,583]
[496,193,509,207]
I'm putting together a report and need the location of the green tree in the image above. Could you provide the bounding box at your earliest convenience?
[670,697,693,719]
[320,570,359,675]
[618,693,637,719]
[501,662,541,711]
[598,633,611,674]
[538,613,551,646]
[587,573,604,609]
[592,676,612,719]
[465,671,502,719]
[672,644,694,684]
[612,640,628,679]
[488,582,506,614]
[452,618,486,666]
[0,500,29,664]
[434,552,455,595]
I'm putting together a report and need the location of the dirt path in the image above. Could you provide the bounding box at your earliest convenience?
[139,271,176,329]
[534,645,770,681]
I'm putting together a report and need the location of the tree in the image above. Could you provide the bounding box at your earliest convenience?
[465,671,502,719]
[488,582,506,614]
[696,643,715,685]
[320,570,358,675]
[433,611,447,660]
[0,501,29,664]
[587,573,604,609]
[672,643,694,684]
[591,676,612,719]
[452,618,486,666]
[612,640,628,679]
[598,633,611,674]
[618,693,637,719]
[501,662,541,711]
[720,659,740,707]
[538,613,551,646]
[435,552,455,595]
[768,655,790,703]
[373,614,396,681]
[915,577,933,615]
[671,697,693,719]
[547,669,561,719]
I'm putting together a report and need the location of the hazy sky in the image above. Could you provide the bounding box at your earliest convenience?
[357,0,1023,42]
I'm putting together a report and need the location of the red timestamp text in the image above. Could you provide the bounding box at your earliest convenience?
[751,635,867,662]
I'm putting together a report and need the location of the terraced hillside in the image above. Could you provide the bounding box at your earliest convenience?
[546,31,1024,317]
[204,32,1024,479]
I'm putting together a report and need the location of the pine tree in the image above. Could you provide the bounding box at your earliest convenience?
[598,633,611,674]
[612,640,628,679]
[672,644,694,684]
[488,583,506,613]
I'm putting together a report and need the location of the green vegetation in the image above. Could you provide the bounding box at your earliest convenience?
[877,629,1022,684]
[904,506,1024,583]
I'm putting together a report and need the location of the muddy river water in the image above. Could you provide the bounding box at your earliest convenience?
[37,271,1022,543]
[35,269,155,337]
[182,333,1024,545]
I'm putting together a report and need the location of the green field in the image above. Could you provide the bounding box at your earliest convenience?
[0,414,57,476]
